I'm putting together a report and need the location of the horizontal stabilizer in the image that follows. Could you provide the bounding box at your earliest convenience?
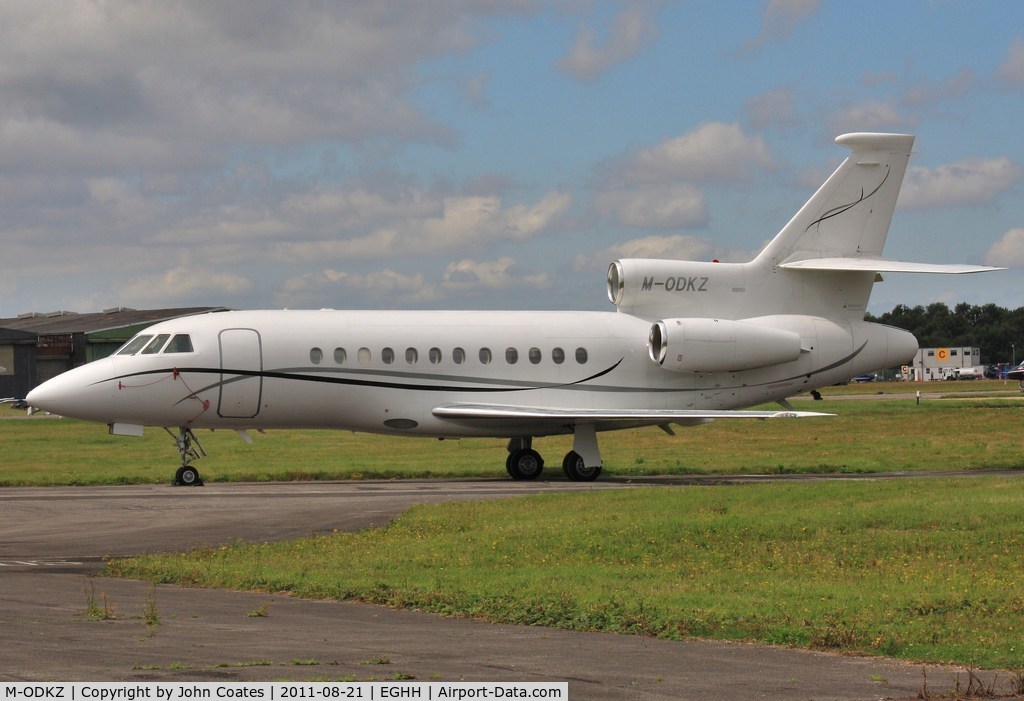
[433,403,832,427]
[778,257,1002,274]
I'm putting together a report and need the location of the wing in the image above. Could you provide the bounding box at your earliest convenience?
[432,402,831,434]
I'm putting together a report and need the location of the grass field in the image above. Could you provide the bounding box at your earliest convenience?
[2,380,1024,485]
[110,477,1024,669]
[6,381,1024,668]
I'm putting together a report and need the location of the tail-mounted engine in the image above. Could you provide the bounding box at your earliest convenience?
[607,258,747,319]
[648,317,802,373]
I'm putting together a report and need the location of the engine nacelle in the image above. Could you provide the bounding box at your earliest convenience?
[608,258,748,319]
[649,317,802,373]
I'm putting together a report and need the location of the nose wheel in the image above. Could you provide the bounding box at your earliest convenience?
[167,427,206,486]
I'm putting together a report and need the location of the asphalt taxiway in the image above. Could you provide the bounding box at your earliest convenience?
[0,478,1012,699]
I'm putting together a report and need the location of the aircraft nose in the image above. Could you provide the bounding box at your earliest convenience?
[25,381,52,411]
[26,372,75,414]
[26,359,116,420]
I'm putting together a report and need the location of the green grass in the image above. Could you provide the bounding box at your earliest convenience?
[815,378,1018,396]
[3,391,1024,484]
[108,478,1024,669]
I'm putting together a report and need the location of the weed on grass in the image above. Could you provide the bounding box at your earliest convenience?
[248,602,272,618]
[141,584,160,631]
[83,578,116,621]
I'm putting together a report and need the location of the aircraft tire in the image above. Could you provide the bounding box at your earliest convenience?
[173,465,204,487]
[562,451,601,482]
[506,449,544,480]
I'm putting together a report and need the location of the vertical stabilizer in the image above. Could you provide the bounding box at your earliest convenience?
[608,132,994,321]
[756,133,914,267]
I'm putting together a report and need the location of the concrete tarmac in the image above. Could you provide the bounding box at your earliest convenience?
[0,478,1014,699]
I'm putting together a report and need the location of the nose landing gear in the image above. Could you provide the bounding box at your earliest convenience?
[167,426,206,486]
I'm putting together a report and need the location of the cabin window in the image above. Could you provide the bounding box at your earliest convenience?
[117,335,153,356]
[358,347,371,364]
[164,334,194,353]
[334,347,347,364]
[406,347,418,364]
[382,347,395,364]
[429,347,442,364]
[552,347,565,364]
[505,347,518,364]
[141,334,171,355]
[453,347,466,364]
[529,347,542,364]
[575,347,588,364]
[479,347,492,364]
[310,347,323,364]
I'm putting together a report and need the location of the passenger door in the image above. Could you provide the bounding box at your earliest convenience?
[218,328,263,419]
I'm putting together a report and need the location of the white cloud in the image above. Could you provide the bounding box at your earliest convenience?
[275,257,549,309]
[902,69,976,108]
[984,229,1024,267]
[741,0,819,55]
[998,37,1024,85]
[113,267,254,308]
[0,2,527,181]
[442,257,549,291]
[280,188,445,237]
[617,122,775,184]
[279,268,441,308]
[589,123,773,236]
[573,234,736,272]
[744,87,800,131]
[270,190,573,262]
[136,187,572,268]
[900,157,1021,209]
[595,185,707,230]
[827,101,914,135]
[557,5,656,82]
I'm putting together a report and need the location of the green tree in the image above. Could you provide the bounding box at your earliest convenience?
[867,302,1024,366]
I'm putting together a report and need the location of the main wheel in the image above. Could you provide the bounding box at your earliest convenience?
[506,448,544,480]
[173,465,203,486]
[562,450,601,482]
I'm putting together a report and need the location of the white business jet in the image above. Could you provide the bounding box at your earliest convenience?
[25,133,998,485]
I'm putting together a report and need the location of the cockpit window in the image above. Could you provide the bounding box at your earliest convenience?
[116,335,153,356]
[141,334,171,354]
[164,334,194,353]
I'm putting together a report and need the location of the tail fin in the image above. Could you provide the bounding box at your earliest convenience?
[609,133,999,321]
[755,132,915,267]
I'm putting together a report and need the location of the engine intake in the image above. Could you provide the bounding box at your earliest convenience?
[649,317,802,373]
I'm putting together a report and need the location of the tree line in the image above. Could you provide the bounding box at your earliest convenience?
[866,303,1024,367]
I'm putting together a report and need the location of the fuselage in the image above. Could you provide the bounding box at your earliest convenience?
[26,308,917,437]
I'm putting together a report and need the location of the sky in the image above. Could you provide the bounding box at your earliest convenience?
[1,0,1023,319]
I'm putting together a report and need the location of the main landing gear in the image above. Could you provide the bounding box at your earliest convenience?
[505,428,604,482]
[167,426,205,486]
